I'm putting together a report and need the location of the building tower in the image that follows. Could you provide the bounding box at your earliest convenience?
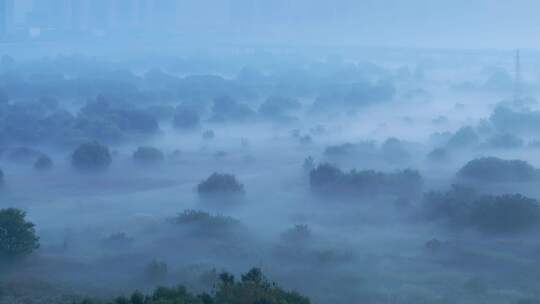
[0,0,14,38]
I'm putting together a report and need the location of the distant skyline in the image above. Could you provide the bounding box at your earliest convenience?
[3,0,540,49]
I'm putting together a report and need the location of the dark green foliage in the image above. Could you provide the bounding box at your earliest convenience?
[197,173,245,198]
[133,146,165,165]
[422,185,540,234]
[34,155,53,170]
[310,163,423,199]
[72,141,112,172]
[457,157,537,182]
[75,268,310,304]
[0,208,40,257]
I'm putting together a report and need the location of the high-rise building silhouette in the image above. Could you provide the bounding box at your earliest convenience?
[0,0,14,37]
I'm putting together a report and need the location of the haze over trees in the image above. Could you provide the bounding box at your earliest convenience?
[71,141,112,171]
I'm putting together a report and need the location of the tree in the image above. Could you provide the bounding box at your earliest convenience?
[133,146,165,165]
[173,106,200,129]
[0,208,40,257]
[197,173,245,200]
[457,157,537,183]
[34,155,53,171]
[74,268,310,304]
[72,141,112,171]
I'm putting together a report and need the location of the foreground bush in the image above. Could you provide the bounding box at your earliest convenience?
[76,268,310,304]
[72,141,112,172]
[0,208,40,258]
[310,163,422,199]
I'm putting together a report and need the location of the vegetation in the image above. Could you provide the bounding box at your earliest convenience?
[72,141,112,171]
[422,185,540,234]
[197,173,245,200]
[34,155,53,170]
[173,105,200,129]
[457,157,537,182]
[310,163,423,199]
[133,146,165,165]
[0,208,40,258]
[175,210,241,238]
[76,268,310,304]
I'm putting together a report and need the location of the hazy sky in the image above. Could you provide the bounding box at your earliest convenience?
[12,0,540,49]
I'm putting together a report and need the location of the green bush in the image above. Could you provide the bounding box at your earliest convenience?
[0,208,40,258]
[76,268,310,304]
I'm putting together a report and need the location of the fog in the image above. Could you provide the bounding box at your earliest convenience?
[2,1,540,304]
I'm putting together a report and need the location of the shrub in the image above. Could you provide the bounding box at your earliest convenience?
[280,225,312,243]
[310,163,423,199]
[422,186,540,234]
[446,126,479,149]
[175,210,241,238]
[71,141,112,171]
[470,194,540,234]
[457,157,537,183]
[75,268,310,304]
[34,155,53,171]
[133,146,165,165]
[0,208,40,258]
[197,173,245,199]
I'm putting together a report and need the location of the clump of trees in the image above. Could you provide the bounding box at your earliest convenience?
[71,141,112,171]
[485,133,524,149]
[309,163,423,199]
[133,146,165,165]
[258,96,301,122]
[446,126,479,149]
[457,157,538,183]
[422,185,540,234]
[175,210,241,238]
[76,268,310,304]
[172,105,200,130]
[210,96,255,123]
[280,224,312,244]
[0,208,40,258]
[34,155,53,171]
[197,173,245,201]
